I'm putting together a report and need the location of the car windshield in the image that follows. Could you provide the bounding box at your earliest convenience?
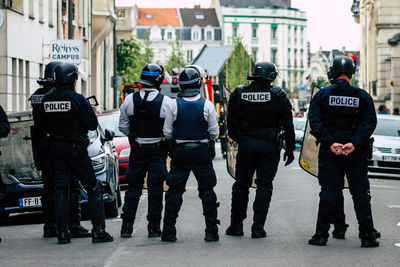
[374,118,400,137]
[97,116,126,137]
[295,120,306,130]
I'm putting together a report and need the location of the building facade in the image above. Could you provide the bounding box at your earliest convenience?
[353,0,400,110]
[211,0,308,91]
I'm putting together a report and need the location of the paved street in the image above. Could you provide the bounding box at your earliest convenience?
[1,146,399,266]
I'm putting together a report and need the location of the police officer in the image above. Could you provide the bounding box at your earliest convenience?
[308,56,379,247]
[161,66,220,242]
[0,104,10,243]
[226,62,295,238]
[41,63,113,244]
[119,64,171,238]
[30,62,91,238]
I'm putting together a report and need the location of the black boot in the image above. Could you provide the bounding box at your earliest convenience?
[308,231,329,246]
[226,223,244,236]
[161,218,177,242]
[70,224,91,238]
[121,220,134,238]
[204,218,220,242]
[359,227,381,239]
[359,222,379,248]
[148,221,161,238]
[92,226,114,243]
[43,223,57,238]
[332,223,349,239]
[251,224,266,239]
[57,224,71,244]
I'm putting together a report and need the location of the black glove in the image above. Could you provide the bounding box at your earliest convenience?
[283,150,294,166]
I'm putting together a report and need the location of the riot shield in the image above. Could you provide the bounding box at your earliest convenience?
[224,87,257,188]
[0,112,41,185]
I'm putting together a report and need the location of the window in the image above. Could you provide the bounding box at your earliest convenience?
[146,14,152,19]
[12,58,17,112]
[206,31,212,40]
[29,0,34,18]
[192,30,200,41]
[271,49,277,65]
[287,48,291,67]
[195,12,204,20]
[300,49,304,67]
[271,25,277,44]
[49,0,54,26]
[294,49,298,66]
[252,27,257,38]
[117,10,126,19]
[39,0,44,22]
[232,26,238,38]
[294,27,298,44]
[288,26,291,44]
[19,59,24,111]
[300,28,304,44]
[167,32,172,40]
[25,61,30,110]
[252,48,258,61]
[187,50,193,63]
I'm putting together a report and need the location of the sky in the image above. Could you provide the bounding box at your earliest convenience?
[116,0,361,53]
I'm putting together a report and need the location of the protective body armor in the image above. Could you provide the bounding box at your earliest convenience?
[172,97,208,140]
[129,91,165,138]
[237,85,281,140]
[322,83,361,133]
[42,87,81,142]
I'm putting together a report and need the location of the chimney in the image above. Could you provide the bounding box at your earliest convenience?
[194,5,201,9]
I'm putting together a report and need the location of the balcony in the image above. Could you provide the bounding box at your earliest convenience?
[92,0,116,50]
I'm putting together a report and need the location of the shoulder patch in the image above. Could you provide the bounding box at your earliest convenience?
[30,94,45,104]
[241,92,271,102]
[329,96,359,107]
[44,101,72,112]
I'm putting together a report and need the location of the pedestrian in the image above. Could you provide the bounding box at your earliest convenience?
[41,63,113,244]
[393,107,399,115]
[308,56,379,247]
[119,64,171,238]
[377,104,388,114]
[30,61,91,238]
[161,66,220,242]
[225,62,295,238]
[0,104,11,243]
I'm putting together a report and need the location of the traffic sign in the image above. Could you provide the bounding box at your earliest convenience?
[50,40,82,64]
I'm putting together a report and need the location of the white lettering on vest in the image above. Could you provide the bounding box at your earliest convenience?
[329,96,359,107]
[44,101,72,112]
[30,94,45,104]
[241,92,271,102]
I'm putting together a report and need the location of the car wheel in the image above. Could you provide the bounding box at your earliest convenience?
[105,196,119,218]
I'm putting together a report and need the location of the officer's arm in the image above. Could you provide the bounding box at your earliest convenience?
[0,105,10,138]
[351,93,377,147]
[308,92,334,147]
[119,95,132,136]
[73,94,98,131]
[205,100,219,140]
[227,89,240,141]
[163,99,176,140]
[279,98,295,151]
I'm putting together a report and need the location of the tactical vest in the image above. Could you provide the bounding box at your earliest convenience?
[129,91,165,138]
[42,87,80,141]
[172,97,209,140]
[29,87,49,130]
[322,83,361,132]
[237,84,281,140]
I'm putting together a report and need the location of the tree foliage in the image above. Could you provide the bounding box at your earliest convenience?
[226,38,252,91]
[116,35,154,85]
[311,76,328,89]
[165,40,186,73]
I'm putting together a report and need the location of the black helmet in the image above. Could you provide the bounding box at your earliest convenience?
[247,62,278,81]
[328,56,356,79]
[135,64,165,88]
[178,67,203,97]
[54,63,79,85]
[37,61,62,87]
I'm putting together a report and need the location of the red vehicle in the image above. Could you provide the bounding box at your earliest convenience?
[97,112,130,184]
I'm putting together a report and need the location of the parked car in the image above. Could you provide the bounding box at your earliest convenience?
[368,114,400,178]
[97,112,130,184]
[0,111,121,219]
[293,117,306,149]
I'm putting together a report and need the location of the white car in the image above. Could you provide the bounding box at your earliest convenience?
[368,115,400,178]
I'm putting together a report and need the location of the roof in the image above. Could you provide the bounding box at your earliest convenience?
[179,8,220,27]
[137,8,181,26]
[219,0,289,8]
[192,45,234,76]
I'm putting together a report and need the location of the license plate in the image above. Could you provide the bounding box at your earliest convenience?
[19,197,42,208]
[382,156,400,162]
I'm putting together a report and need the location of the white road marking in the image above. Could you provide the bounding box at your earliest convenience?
[394,243,400,247]
[386,205,400,209]
[397,222,400,227]
[370,185,394,189]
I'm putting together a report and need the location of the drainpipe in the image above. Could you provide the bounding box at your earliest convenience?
[68,0,73,39]
[104,39,107,111]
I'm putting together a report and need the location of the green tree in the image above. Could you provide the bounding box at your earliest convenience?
[226,38,252,91]
[165,40,186,72]
[311,76,328,89]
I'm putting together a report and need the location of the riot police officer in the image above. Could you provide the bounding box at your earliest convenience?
[226,62,295,238]
[161,66,220,242]
[0,104,10,243]
[30,61,91,238]
[308,56,379,247]
[41,63,113,244]
[119,64,171,238]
